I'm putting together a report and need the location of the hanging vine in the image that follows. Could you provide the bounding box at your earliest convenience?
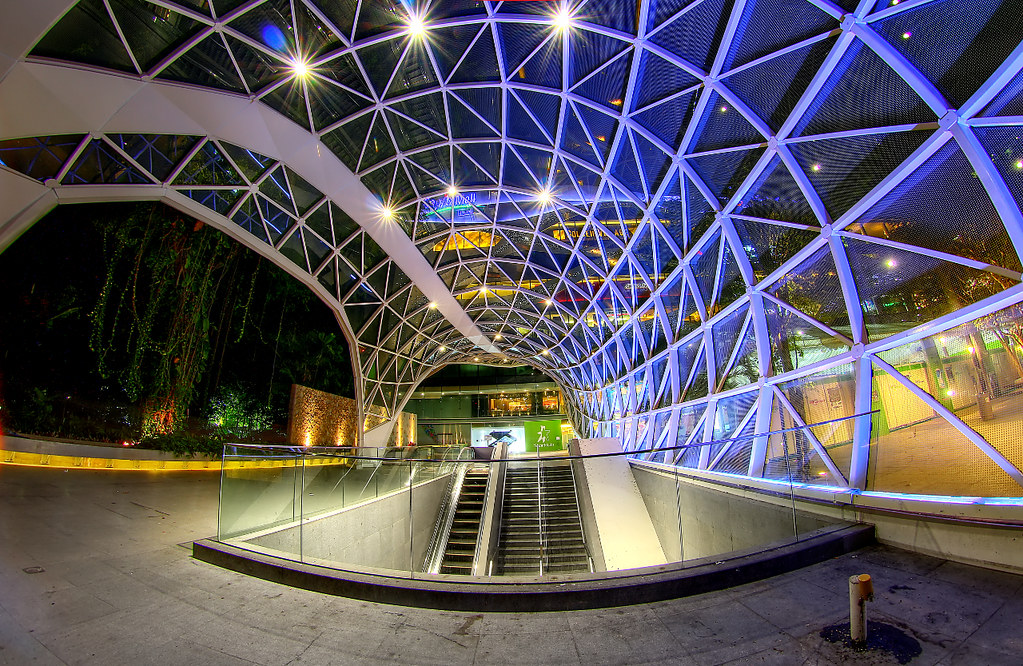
[90,204,243,436]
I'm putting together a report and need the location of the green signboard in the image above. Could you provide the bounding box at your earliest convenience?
[524,420,564,452]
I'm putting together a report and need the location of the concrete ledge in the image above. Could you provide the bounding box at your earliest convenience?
[192,523,875,611]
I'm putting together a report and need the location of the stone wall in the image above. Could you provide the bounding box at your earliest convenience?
[287,385,416,446]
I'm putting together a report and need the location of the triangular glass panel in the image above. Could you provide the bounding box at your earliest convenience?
[722,36,836,132]
[31,0,136,72]
[691,230,721,306]
[109,1,205,71]
[219,141,273,182]
[574,52,631,112]
[61,139,152,185]
[576,106,619,164]
[518,89,561,142]
[648,0,735,73]
[561,106,603,167]
[768,244,852,338]
[843,237,1016,341]
[868,362,1023,496]
[873,0,1023,108]
[385,41,439,99]
[714,239,745,312]
[161,33,248,92]
[0,135,85,182]
[317,257,339,300]
[257,195,294,243]
[788,129,933,222]
[611,136,646,196]
[516,37,562,88]
[723,0,836,71]
[508,93,553,145]
[634,132,672,196]
[721,320,759,391]
[691,92,764,153]
[322,113,373,172]
[980,66,1023,117]
[359,112,397,171]
[262,78,310,129]
[634,90,700,148]
[354,38,404,96]
[732,217,818,284]
[447,92,499,138]
[682,172,716,250]
[660,272,685,333]
[174,140,242,186]
[224,35,286,92]
[231,195,268,243]
[710,415,756,475]
[431,23,486,80]
[280,229,309,271]
[793,40,936,137]
[712,304,748,383]
[180,188,241,216]
[634,50,701,110]
[765,300,850,375]
[460,142,502,184]
[259,166,296,215]
[497,22,551,72]
[734,155,817,225]
[228,0,293,52]
[686,147,765,206]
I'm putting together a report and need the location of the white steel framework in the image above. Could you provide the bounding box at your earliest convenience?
[2,0,1023,497]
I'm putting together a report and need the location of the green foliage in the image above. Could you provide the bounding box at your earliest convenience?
[208,384,273,436]
[91,205,244,432]
[140,432,224,458]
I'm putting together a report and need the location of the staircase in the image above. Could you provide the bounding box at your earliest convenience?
[438,469,489,575]
[495,462,590,576]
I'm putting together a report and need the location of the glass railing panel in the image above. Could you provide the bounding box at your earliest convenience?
[218,444,303,560]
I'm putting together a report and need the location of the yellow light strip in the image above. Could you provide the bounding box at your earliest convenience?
[0,450,349,471]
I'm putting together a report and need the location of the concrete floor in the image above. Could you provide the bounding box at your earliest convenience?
[1,465,1021,665]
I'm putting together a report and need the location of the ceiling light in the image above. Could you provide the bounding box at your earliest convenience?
[290,56,310,79]
[446,185,458,197]
[886,258,896,268]
[380,206,395,220]
[495,334,503,340]
[552,6,574,32]
[407,14,426,38]
[429,302,437,309]
[537,188,553,205]
[544,299,553,307]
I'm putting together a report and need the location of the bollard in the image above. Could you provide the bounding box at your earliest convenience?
[849,573,874,644]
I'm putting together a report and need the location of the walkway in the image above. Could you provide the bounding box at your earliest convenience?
[0,465,1020,664]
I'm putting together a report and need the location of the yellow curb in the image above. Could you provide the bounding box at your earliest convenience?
[0,449,350,471]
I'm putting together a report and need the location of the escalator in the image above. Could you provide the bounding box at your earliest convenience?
[438,469,489,574]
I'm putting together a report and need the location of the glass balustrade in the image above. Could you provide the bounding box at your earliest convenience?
[215,415,879,580]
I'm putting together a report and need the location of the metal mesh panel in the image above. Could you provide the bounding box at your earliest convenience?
[872,0,1023,108]
[869,363,1023,497]
[846,139,1021,271]
[844,237,1014,341]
